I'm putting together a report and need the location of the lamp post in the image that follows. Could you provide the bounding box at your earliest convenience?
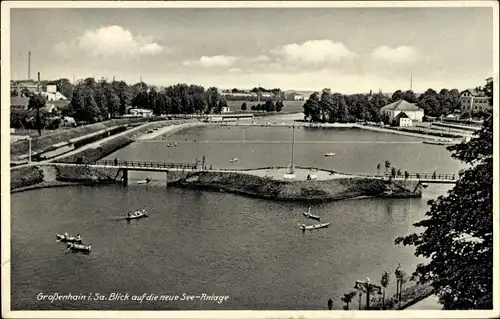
[354,277,382,310]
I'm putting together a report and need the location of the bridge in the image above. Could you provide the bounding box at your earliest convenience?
[59,160,458,187]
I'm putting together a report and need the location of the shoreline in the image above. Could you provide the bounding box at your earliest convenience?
[10,165,422,202]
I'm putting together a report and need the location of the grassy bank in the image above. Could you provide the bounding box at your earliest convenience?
[10,117,161,158]
[53,121,173,164]
[10,166,44,189]
[54,165,119,183]
[53,136,133,164]
[171,171,421,202]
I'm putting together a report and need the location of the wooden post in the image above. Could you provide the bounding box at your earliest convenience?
[165,171,168,189]
[122,168,128,187]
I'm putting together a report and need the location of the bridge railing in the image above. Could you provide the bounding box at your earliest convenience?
[96,160,199,170]
[89,160,459,180]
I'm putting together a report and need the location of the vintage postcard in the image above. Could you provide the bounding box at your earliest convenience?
[1,1,498,319]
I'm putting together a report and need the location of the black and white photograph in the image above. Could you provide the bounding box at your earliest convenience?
[1,1,498,318]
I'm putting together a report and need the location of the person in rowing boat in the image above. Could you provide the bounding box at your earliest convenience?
[75,234,81,242]
[64,232,69,238]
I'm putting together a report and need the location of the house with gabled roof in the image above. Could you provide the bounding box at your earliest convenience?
[459,88,491,114]
[380,99,424,126]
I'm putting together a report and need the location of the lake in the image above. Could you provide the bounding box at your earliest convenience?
[10,126,465,310]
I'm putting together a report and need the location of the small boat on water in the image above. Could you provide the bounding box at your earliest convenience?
[56,233,82,244]
[421,183,429,188]
[303,207,321,221]
[423,140,455,146]
[126,209,148,220]
[325,153,336,157]
[137,178,151,185]
[301,223,330,231]
[230,158,239,163]
[66,243,91,253]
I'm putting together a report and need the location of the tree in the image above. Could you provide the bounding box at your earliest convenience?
[395,115,493,309]
[376,163,381,176]
[341,291,357,310]
[403,90,418,103]
[241,102,247,111]
[418,89,441,116]
[264,98,275,112]
[391,90,404,102]
[275,100,284,112]
[391,167,397,178]
[380,271,390,309]
[303,92,321,122]
[27,94,46,135]
[206,87,219,114]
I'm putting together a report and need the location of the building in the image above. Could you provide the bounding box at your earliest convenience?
[46,85,57,93]
[380,99,424,126]
[205,113,254,123]
[129,108,154,117]
[459,89,491,114]
[41,91,67,101]
[221,106,231,113]
[293,94,304,101]
[11,81,39,94]
[392,112,413,127]
[11,97,30,109]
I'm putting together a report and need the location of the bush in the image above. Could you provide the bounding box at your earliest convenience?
[11,166,44,190]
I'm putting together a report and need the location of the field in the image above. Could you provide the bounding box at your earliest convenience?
[226,100,305,114]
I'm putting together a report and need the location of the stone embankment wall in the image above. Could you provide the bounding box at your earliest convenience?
[11,166,422,202]
[170,171,422,202]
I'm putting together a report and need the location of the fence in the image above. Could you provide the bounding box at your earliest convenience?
[96,160,198,170]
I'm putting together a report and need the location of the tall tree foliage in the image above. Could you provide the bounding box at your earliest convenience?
[27,94,46,135]
[395,114,493,309]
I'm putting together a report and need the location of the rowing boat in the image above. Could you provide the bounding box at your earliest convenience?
[300,223,330,230]
[230,157,239,162]
[56,234,82,244]
[66,243,91,253]
[126,210,148,220]
[303,212,321,221]
[325,153,336,157]
[137,178,151,185]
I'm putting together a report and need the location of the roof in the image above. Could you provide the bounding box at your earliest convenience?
[461,88,486,97]
[381,99,422,112]
[11,97,30,107]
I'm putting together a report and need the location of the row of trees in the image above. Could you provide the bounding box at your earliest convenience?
[51,78,243,123]
[303,89,391,123]
[240,100,284,113]
[304,79,493,124]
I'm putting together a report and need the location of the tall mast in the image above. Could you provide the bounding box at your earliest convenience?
[410,73,413,91]
[290,125,295,174]
[28,51,31,80]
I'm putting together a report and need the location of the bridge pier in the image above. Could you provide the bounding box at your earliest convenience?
[122,168,128,187]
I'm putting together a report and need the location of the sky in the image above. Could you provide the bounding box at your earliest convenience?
[8,5,495,94]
